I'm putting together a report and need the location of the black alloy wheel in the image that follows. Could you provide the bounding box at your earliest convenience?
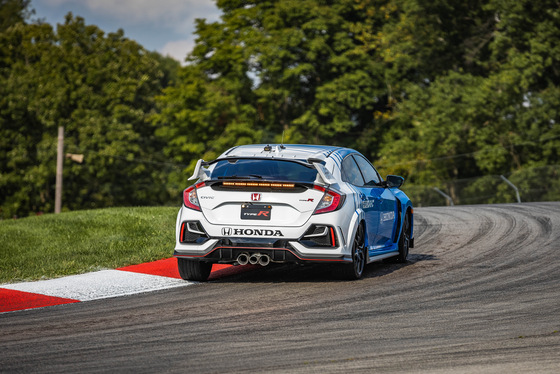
[340,223,366,280]
[395,213,410,263]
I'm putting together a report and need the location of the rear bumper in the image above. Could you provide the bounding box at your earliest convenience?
[174,205,352,263]
[173,243,351,264]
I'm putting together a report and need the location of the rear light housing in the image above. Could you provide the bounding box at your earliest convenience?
[183,182,206,211]
[313,185,344,214]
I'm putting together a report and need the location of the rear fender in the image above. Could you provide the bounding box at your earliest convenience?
[347,210,367,258]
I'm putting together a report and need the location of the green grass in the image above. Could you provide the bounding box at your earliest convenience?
[0,206,179,284]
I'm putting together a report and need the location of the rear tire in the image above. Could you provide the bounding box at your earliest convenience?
[339,223,366,280]
[177,258,212,281]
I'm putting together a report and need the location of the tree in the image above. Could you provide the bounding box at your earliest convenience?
[154,0,402,183]
[0,12,180,218]
[0,0,33,32]
[376,0,560,203]
[4,0,559,213]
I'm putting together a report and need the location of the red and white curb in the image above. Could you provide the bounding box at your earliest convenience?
[0,258,254,313]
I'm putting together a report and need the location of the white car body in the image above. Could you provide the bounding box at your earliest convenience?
[174,144,413,280]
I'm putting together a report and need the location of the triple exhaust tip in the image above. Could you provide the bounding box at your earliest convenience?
[237,253,270,266]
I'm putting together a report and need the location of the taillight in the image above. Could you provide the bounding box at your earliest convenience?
[313,185,344,214]
[183,182,205,211]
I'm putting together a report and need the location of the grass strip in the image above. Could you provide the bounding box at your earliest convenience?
[0,206,178,284]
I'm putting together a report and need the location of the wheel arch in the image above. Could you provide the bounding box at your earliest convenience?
[347,210,367,257]
[393,198,403,243]
[393,197,414,243]
[406,205,414,248]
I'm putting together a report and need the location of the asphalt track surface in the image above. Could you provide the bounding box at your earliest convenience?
[1,203,559,373]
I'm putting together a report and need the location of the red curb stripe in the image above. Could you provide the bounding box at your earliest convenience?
[3,259,258,313]
[117,258,182,278]
[117,258,257,280]
[0,288,80,313]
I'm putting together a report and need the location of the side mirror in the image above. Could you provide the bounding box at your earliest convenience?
[385,175,404,188]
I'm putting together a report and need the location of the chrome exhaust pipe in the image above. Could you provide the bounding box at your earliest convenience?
[240,253,271,266]
[249,254,260,265]
[237,253,250,266]
[258,254,271,266]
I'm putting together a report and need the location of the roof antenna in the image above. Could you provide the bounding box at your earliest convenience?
[280,131,286,149]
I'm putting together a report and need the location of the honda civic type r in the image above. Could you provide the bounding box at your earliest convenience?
[174,144,414,281]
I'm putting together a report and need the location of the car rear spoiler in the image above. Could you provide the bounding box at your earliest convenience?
[188,159,210,181]
[307,157,337,185]
[188,156,337,185]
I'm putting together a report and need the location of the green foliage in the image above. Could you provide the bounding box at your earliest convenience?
[0,207,177,283]
[153,0,392,179]
[2,0,560,215]
[0,12,180,218]
[156,0,560,207]
[0,0,32,32]
[376,0,560,204]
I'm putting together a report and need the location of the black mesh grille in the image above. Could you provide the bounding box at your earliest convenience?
[180,221,209,243]
[309,234,332,247]
[299,225,337,248]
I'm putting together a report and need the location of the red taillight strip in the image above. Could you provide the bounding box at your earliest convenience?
[313,185,326,192]
[330,227,336,247]
[180,222,186,242]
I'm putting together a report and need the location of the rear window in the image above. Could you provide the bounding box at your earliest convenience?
[211,159,317,182]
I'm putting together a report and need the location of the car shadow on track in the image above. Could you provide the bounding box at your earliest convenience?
[212,253,438,283]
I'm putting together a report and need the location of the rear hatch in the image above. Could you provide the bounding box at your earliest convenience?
[195,157,325,227]
[196,181,324,227]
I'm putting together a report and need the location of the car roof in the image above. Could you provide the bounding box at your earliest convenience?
[220,144,354,161]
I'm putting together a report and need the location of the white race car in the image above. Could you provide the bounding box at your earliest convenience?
[174,144,414,280]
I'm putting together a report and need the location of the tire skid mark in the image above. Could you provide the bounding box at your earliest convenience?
[1,203,560,373]
[401,203,560,307]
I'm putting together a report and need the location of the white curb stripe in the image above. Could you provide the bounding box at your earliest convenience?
[2,270,192,301]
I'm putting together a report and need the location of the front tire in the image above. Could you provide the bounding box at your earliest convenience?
[340,223,366,280]
[395,213,410,263]
[177,258,212,281]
